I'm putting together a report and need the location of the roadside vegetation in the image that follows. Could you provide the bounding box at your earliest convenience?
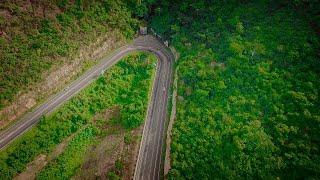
[150,0,320,179]
[0,53,156,179]
[37,125,97,179]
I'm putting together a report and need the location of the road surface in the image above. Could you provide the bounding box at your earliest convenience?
[0,35,174,180]
[133,36,174,180]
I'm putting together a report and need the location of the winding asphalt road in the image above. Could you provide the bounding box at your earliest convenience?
[133,36,174,180]
[0,35,174,180]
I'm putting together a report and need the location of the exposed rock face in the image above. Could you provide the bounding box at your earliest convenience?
[0,31,125,130]
[25,98,36,109]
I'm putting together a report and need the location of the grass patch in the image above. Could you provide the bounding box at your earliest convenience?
[36,125,97,180]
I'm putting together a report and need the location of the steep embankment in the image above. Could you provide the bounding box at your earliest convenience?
[0,0,152,129]
[151,0,320,179]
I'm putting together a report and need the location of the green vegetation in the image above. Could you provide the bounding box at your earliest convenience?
[37,125,97,179]
[150,0,320,179]
[106,159,125,180]
[0,0,155,109]
[1,0,320,179]
[0,53,156,179]
[107,171,121,180]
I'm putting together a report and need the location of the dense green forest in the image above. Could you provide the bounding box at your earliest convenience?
[0,53,156,179]
[1,0,320,179]
[0,0,154,109]
[150,0,320,179]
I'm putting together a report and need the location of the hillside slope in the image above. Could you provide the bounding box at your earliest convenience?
[150,0,320,178]
[0,0,154,129]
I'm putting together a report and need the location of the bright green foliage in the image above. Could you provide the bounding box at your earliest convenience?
[151,0,320,179]
[107,171,121,180]
[37,126,97,180]
[0,53,156,179]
